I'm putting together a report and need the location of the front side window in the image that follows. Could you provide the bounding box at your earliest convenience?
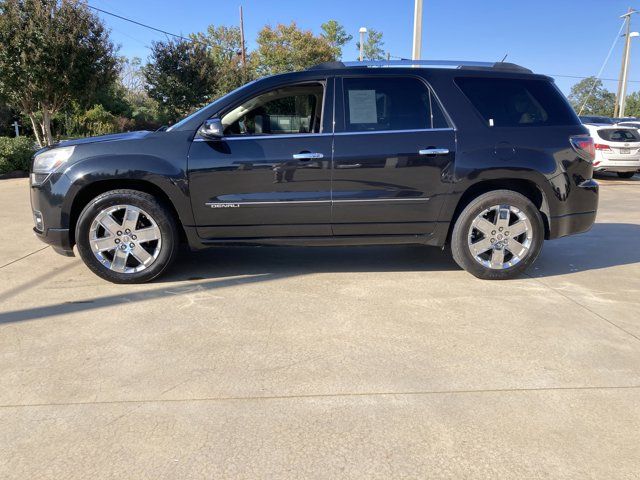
[222,83,324,136]
[342,77,449,132]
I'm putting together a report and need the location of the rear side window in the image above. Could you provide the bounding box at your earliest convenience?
[456,77,578,127]
[597,128,640,142]
[342,77,449,132]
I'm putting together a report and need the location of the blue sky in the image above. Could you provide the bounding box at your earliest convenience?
[93,0,640,95]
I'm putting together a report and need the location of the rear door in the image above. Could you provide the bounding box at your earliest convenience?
[331,75,455,235]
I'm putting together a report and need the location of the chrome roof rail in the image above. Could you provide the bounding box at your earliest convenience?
[341,59,496,68]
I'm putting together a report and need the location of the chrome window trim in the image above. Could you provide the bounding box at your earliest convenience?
[205,197,430,207]
[193,132,333,142]
[193,129,453,141]
[334,127,454,136]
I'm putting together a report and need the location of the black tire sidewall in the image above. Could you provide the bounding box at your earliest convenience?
[451,190,544,280]
[617,172,635,179]
[75,190,177,283]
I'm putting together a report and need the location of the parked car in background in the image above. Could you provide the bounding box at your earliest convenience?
[30,60,599,283]
[616,121,640,130]
[583,124,640,178]
[579,115,616,125]
[613,117,639,123]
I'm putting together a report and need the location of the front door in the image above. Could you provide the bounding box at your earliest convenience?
[188,80,333,239]
[331,75,456,235]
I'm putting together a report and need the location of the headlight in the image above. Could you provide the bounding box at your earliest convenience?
[33,146,75,174]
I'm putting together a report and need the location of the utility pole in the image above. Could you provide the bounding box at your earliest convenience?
[412,0,423,60]
[614,8,638,117]
[239,5,246,68]
[12,120,19,137]
[359,27,367,61]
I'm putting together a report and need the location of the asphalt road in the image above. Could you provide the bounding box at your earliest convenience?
[1,174,639,479]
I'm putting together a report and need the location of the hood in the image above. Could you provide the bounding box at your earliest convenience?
[57,131,152,147]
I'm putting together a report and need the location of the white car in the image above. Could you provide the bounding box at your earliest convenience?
[583,124,640,179]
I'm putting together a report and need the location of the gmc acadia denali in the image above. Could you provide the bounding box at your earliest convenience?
[29,60,599,283]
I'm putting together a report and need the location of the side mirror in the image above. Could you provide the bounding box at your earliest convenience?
[199,118,224,140]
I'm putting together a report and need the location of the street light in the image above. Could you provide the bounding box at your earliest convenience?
[619,31,639,117]
[359,27,367,61]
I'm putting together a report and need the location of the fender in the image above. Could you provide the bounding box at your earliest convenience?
[61,153,194,228]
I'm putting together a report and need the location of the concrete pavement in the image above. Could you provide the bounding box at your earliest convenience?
[1,175,639,478]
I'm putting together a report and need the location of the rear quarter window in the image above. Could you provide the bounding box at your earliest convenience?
[597,129,640,142]
[456,77,579,127]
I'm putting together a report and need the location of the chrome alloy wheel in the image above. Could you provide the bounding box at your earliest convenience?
[467,204,533,270]
[89,204,162,274]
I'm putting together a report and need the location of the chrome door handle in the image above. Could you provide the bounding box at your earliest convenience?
[419,148,449,155]
[293,152,324,160]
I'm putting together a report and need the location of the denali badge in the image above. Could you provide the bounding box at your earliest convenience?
[206,203,240,208]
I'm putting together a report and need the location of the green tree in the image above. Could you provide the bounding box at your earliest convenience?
[254,22,335,75]
[191,25,251,98]
[356,28,385,60]
[321,20,352,59]
[143,39,218,123]
[567,77,615,117]
[0,0,117,146]
[622,91,640,118]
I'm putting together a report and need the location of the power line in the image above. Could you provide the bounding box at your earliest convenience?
[549,74,640,83]
[87,5,640,86]
[87,4,195,43]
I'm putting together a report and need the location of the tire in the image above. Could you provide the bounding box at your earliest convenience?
[451,190,544,280]
[617,171,636,179]
[75,189,178,283]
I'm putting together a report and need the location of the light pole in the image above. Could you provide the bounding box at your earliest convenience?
[614,8,638,117]
[359,27,367,61]
[412,0,423,60]
[619,31,639,117]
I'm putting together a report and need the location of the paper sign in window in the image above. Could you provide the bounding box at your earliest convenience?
[348,90,378,124]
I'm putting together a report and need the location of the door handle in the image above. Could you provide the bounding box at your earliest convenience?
[292,152,324,160]
[419,148,449,155]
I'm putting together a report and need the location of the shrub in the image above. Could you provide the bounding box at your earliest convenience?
[0,136,36,174]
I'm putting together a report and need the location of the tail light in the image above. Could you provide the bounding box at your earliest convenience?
[594,143,611,151]
[570,135,595,161]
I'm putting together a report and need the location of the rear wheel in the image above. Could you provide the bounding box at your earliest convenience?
[76,189,178,283]
[617,171,636,179]
[451,190,544,280]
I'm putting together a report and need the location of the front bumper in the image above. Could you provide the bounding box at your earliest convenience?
[30,172,75,256]
[33,227,75,256]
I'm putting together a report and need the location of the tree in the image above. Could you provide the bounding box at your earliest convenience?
[567,77,615,117]
[191,25,251,98]
[321,20,352,59]
[119,56,146,94]
[0,0,117,146]
[254,22,335,75]
[622,91,640,118]
[143,39,217,123]
[356,28,385,60]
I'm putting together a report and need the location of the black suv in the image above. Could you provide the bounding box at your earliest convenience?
[30,60,599,283]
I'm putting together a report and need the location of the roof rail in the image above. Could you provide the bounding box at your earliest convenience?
[342,59,495,68]
[308,59,532,74]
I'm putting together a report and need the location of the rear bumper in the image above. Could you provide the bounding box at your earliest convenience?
[33,227,75,256]
[547,178,598,239]
[594,158,640,172]
[549,210,597,239]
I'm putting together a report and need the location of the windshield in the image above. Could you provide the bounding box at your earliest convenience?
[166,78,261,132]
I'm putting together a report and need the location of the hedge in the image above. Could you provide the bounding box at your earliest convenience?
[0,136,36,174]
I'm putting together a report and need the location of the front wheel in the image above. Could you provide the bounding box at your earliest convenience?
[76,189,178,283]
[451,190,544,280]
[617,171,636,179]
